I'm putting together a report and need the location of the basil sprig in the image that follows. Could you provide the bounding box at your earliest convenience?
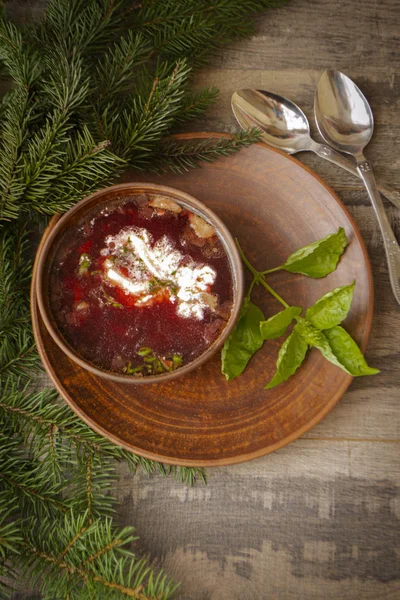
[221,229,379,388]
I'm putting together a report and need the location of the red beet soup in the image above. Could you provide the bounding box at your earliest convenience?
[49,193,234,377]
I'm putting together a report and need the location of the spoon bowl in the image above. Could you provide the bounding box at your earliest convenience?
[231,89,312,154]
[314,70,374,156]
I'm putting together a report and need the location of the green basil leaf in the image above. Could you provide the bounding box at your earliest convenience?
[264,328,308,389]
[305,282,355,330]
[260,306,302,340]
[324,326,380,376]
[298,319,379,377]
[303,325,352,373]
[282,227,348,278]
[222,299,265,380]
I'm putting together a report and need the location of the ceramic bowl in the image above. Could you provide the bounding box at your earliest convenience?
[36,183,244,384]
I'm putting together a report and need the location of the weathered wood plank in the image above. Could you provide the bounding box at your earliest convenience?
[209,0,400,73]
[116,439,400,600]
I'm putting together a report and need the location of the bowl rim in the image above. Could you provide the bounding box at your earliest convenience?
[35,182,244,384]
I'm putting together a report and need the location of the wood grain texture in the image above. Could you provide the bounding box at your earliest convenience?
[13,0,400,597]
[115,439,400,600]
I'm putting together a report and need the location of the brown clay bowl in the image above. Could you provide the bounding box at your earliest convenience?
[36,183,244,384]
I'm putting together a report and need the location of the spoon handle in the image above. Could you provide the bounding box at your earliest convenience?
[312,142,400,210]
[357,157,400,305]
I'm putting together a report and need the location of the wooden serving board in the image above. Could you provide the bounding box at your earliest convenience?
[31,134,373,466]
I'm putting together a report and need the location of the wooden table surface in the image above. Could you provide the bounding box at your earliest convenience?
[16,0,400,598]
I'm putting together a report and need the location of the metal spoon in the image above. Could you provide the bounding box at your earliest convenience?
[315,69,400,305]
[231,89,400,209]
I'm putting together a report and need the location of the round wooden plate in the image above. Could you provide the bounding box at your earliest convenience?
[31,133,373,466]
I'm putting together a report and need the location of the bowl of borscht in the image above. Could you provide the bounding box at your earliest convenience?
[36,183,244,384]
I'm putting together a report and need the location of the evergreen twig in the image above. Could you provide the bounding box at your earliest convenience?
[154,129,262,173]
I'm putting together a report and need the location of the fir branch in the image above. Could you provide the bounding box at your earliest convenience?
[0,222,31,316]
[85,453,94,524]
[95,30,150,102]
[133,0,287,65]
[0,225,36,380]
[0,497,22,560]
[0,374,207,487]
[174,86,219,124]
[0,493,22,591]
[145,14,220,64]
[160,465,207,487]
[154,129,262,173]
[19,51,91,214]
[0,19,41,87]
[0,423,116,521]
[33,128,122,215]
[101,59,192,163]
[40,46,91,113]
[38,0,128,56]
[0,87,32,221]
[20,511,178,599]
[0,434,69,516]
[0,330,38,380]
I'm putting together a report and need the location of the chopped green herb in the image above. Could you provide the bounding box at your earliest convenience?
[152,360,164,374]
[137,347,153,357]
[78,253,91,276]
[123,349,184,376]
[144,355,157,363]
[101,285,123,308]
[149,278,161,291]
[172,354,182,368]
[122,362,143,375]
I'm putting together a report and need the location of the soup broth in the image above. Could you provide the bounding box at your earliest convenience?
[49,193,234,377]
